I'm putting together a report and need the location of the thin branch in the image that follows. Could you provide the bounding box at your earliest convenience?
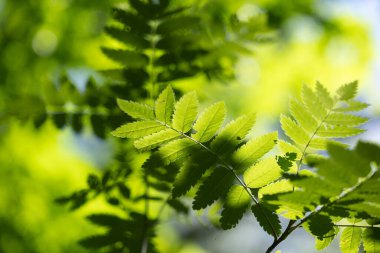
[334,224,379,229]
[265,166,379,253]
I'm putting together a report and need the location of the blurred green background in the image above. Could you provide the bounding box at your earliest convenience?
[1,0,379,252]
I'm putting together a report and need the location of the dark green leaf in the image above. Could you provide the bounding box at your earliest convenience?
[251,204,281,237]
[192,167,235,210]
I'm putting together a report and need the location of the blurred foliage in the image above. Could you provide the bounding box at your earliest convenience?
[0,0,376,252]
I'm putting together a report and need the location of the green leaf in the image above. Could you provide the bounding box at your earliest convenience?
[363,228,380,253]
[278,140,302,159]
[111,121,165,138]
[157,16,200,34]
[167,199,189,214]
[308,137,329,150]
[172,91,198,133]
[340,225,362,253]
[289,99,318,132]
[79,234,119,249]
[211,113,256,155]
[316,125,365,138]
[86,214,128,227]
[301,85,328,119]
[192,102,226,142]
[327,143,371,178]
[251,204,281,237]
[244,157,282,188]
[134,129,181,151]
[334,100,369,112]
[192,167,235,210]
[220,185,251,229]
[305,214,334,238]
[111,8,150,33]
[258,180,293,198]
[315,226,339,250]
[280,115,310,145]
[172,151,214,197]
[117,99,154,120]
[355,141,380,165]
[315,81,334,108]
[325,112,367,126]
[337,81,358,100]
[232,131,278,170]
[155,86,175,124]
[104,26,149,49]
[101,47,148,68]
[289,175,342,197]
[269,142,380,224]
[158,138,198,164]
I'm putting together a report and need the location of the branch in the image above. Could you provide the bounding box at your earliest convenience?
[334,224,379,229]
[265,166,378,253]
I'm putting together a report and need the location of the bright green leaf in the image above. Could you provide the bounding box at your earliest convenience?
[158,138,198,164]
[289,99,318,133]
[117,99,154,120]
[211,113,256,155]
[316,125,365,138]
[232,131,278,170]
[192,102,226,142]
[281,114,310,145]
[111,121,165,138]
[244,157,282,188]
[155,86,175,124]
[172,91,198,133]
[301,85,328,119]
[134,129,180,151]
[325,112,367,126]
[340,225,362,253]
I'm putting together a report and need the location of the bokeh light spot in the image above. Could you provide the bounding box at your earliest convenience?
[32,28,58,57]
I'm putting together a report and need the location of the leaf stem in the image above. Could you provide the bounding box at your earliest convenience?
[141,19,160,253]
[148,20,158,102]
[333,224,378,228]
[296,108,334,173]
